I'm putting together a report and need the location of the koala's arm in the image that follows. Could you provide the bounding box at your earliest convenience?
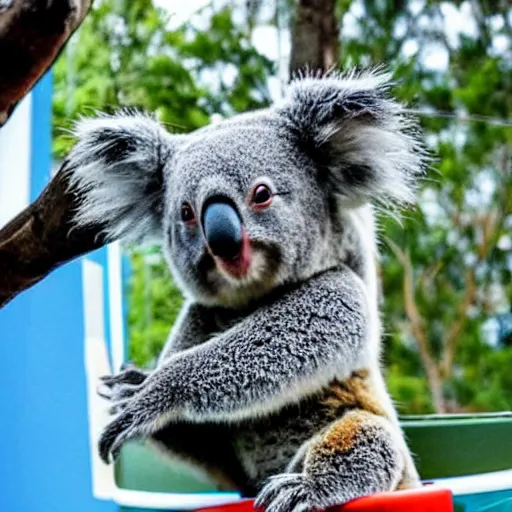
[144,267,368,419]
[156,301,219,366]
[99,267,371,461]
[108,302,215,388]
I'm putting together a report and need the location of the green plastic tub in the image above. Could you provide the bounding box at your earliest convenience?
[401,412,512,479]
[115,412,512,511]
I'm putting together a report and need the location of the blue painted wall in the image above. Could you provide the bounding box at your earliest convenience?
[0,72,117,512]
[122,254,132,360]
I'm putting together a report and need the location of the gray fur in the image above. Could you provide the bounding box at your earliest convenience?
[98,268,369,458]
[66,110,183,241]
[67,69,426,510]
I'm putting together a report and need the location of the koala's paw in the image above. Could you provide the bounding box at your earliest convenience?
[98,407,151,464]
[255,473,325,512]
[98,364,177,464]
[98,364,150,414]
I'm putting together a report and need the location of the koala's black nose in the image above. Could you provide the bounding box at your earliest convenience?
[202,201,243,260]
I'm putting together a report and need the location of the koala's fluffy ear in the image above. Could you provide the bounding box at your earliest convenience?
[65,110,179,242]
[279,69,427,208]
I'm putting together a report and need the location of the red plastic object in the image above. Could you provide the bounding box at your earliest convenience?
[195,487,453,512]
[339,487,453,512]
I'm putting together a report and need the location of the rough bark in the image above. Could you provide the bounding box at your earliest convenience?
[0,0,91,126]
[289,0,340,76]
[0,162,107,308]
[0,0,95,308]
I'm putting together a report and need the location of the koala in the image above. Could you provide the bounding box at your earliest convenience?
[65,69,426,512]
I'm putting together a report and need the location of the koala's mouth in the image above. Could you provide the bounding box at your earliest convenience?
[213,230,252,279]
[198,239,282,308]
[212,239,282,286]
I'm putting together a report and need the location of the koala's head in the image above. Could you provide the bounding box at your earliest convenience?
[67,70,426,308]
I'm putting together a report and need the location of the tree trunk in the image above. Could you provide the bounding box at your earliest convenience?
[0,0,91,126]
[289,0,340,76]
[424,360,447,414]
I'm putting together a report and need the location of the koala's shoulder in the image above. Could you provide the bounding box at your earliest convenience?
[306,267,366,303]
[265,267,367,318]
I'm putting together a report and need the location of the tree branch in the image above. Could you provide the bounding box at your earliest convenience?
[386,237,446,413]
[441,207,500,379]
[0,162,107,308]
[0,0,91,126]
[440,268,476,379]
[0,0,96,307]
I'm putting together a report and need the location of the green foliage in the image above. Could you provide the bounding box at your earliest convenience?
[339,0,512,412]
[387,372,436,415]
[52,0,274,158]
[126,249,183,367]
[128,249,183,367]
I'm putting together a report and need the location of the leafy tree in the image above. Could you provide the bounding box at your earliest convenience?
[52,0,274,157]
[126,249,182,367]
[336,0,512,413]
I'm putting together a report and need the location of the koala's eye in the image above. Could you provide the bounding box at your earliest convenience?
[250,184,273,209]
[181,203,196,224]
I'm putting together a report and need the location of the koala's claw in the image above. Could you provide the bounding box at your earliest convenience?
[98,409,147,464]
[100,366,150,388]
[97,380,144,417]
[255,473,323,512]
[107,397,132,415]
[98,382,142,401]
[120,361,137,371]
[98,417,126,464]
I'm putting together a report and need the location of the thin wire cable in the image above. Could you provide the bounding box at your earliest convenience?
[406,108,512,128]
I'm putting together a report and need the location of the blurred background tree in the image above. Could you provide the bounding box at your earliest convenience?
[52,0,275,157]
[52,0,511,413]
